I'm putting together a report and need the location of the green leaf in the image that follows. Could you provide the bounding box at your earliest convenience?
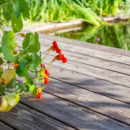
[6,78,16,89]
[11,13,23,33]
[22,33,33,50]
[16,60,28,77]
[0,67,3,78]
[25,77,35,91]
[0,57,4,65]
[20,0,30,19]
[30,52,41,70]
[24,85,30,92]
[2,31,17,62]
[0,85,5,94]
[13,0,21,18]
[16,82,25,92]
[32,87,37,98]
[0,92,20,112]
[0,47,2,54]
[0,69,16,85]
[22,32,40,53]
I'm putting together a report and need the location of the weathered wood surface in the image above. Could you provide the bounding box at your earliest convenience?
[19,74,130,125]
[43,79,130,124]
[49,50,130,75]
[18,35,130,65]
[0,122,14,130]
[21,93,130,130]
[1,31,130,129]
[43,54,130,88]
[17,38,130,87]
[47,65,130,104]
[0,103,74,130]
[37,33,130,56]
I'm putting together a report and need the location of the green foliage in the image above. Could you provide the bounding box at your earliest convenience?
[2,31,17,61]
[30,52,41,70]
[22,32,40,53]
[6,78,16,89]
[0,57,4,65]
[0,92,20,112]
[23,0,129,26]
[0,0,45,112]
[11,13,23,33]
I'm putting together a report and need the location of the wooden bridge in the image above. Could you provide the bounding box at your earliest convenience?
[0,32,130,130]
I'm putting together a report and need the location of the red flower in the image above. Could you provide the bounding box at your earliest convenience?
[37,91,42,99]
[44,76,49,84]
[56,53,67,63]
[52,41,61,54]
[45,69,50,76]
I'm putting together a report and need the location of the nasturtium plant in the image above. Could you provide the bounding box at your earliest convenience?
[0,0,67,112]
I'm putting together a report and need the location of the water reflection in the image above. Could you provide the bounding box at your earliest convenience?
[55,22,130,50]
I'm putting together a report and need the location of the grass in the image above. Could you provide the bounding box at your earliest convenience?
[0,0,129,26]
[27,0,129,26]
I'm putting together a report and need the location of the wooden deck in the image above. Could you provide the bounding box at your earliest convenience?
[0,32,130,130]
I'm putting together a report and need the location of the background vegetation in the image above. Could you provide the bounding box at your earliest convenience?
[56,23,130,50]
[27,0,129,26]
[1,0,130,26]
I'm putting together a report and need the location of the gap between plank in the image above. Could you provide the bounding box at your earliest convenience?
[49,76,130,105]
[43,91,130,126]
[0,119,16,130]
[20,101,78,130]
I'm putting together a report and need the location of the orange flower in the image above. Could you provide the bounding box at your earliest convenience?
[52,41,61,54]
[56,53,67,63]
[14,63,19,69]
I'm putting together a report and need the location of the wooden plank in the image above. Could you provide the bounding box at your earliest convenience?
[17,38,130,87]
[17,35,130,76]
[46,65,130,104]
[39,38,130,65]
[23,19,84,33]
[39,46,130,75]
[17,37,130,66]
[41,79,130,125]
[0,103,74,130]
[54,51,130,75]
[0,122,14,130]
[37,33,130,57]
[43,55,130,88]
[16,37,130,87]
[21,93,130,130]
[20,41,129,76]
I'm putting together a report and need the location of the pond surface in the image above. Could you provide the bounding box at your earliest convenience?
[55,22,130,50]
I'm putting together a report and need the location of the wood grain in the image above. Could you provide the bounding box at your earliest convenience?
[0,122,14,130]
[43,55,130,88]
[38,33,130,57]
[52,51,130,75]
[47,65,130,104]
[0,103,74,130]
[17,36,130,65]
[21,93,130,130]
[39,78,130,125]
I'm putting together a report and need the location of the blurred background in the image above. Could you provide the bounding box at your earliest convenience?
[1,0,130,50]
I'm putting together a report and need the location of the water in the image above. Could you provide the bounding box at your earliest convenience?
[55,22,130,50]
